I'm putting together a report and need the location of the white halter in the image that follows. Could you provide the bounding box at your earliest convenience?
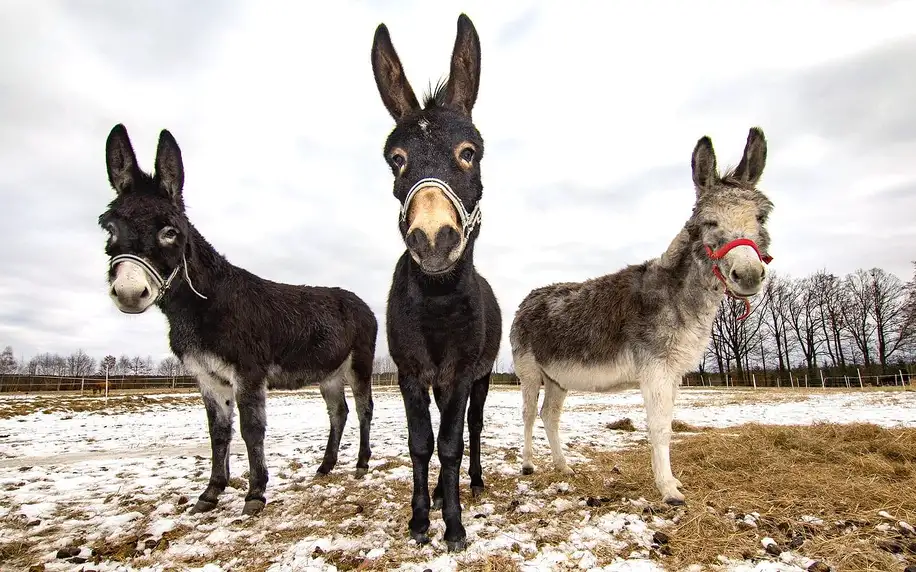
[399,177,481,240]
[108,251,207,303]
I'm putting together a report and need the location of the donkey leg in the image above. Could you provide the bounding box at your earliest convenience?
[237,383,269,515]
[640,372,684,505]
[316,375,348,475]
[541,377,573,475]
[399,376,434,544]
[467,372,490,497]
[437,381,473,552]
[347,361,374,478]
[192,377,234,514]
[518,359,542,475]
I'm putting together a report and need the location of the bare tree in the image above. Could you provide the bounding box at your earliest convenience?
[116,355,132,375]
[100,355,117,376]
[127,356,154,376]
[157,356,183,377]
[843,269,876,365]
[0,346,16,374]
[710,296,767,380]
[761,274,791,373]
[867,268,915,366]
[67,349,96,377]
[786,276,824,371]
[811,271,847,368]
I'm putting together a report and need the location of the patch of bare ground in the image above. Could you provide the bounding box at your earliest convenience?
[546,422,916,571]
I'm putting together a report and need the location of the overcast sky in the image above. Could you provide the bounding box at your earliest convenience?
[1,0,915,368]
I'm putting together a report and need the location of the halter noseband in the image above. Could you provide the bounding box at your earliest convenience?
[109,251,207,304]
[399,178,481,241]
[704,238,773,321]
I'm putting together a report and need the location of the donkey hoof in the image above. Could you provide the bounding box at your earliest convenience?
[446,538,468,552]
[315,466,331,477]
[521,465,535,475]
[431,497,443,511]
[557,465,575,476]
[664,496,686,506]
[242,499,265,516]
[354,467,368,479]
[471,485,485,498]
[190,499,218,514]
[409,531,430,545]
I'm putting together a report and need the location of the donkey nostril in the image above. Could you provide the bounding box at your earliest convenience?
[405,229,428,252]
[730,269,741,282]
[436,226,460,252]
[140,287,150,299]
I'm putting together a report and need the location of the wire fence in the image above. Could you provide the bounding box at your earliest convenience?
[683,369,914,389]
[0,372,524,396]
[2,369,911,397]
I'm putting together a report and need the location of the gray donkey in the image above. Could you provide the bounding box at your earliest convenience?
[510,127,774,504]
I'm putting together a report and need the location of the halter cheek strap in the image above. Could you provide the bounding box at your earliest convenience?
[109,251,207,303]
[703,238,773,321]
[400,178,481,240]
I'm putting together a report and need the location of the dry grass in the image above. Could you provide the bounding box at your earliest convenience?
[670,420,710,433]
[577,422,916,571]
[0,394,198,419]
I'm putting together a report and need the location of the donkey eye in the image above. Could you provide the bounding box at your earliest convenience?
[390,153,406,170]
[702,221,719,228]
[460,148,475,163]
[159,226,179,244]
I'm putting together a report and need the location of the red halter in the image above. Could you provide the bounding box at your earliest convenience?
[704,238,773,321]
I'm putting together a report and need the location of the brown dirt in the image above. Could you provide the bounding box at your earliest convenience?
[606,417,637,431]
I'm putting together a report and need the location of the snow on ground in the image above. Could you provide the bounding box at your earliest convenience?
[0,386,914,571]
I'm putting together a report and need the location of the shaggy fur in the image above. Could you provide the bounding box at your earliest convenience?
[99,124,377,516]
[510,127,774,504]
[371,14,501,552]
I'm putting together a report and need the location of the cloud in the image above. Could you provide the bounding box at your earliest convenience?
[2,0,916,372]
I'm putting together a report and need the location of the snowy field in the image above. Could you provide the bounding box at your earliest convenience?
[1,386,915,572]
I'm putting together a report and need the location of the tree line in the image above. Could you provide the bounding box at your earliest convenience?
[701,265,916,383]
[0,348,186,378]
[3,264,914,387]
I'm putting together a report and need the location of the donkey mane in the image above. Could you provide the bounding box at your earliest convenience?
[422,78,450,109]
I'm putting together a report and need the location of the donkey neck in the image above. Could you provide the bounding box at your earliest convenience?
[158,222,232,318]
[655,223,724,321]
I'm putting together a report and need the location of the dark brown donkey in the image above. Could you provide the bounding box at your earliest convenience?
[99,124,377,516]
[370,14,502,552]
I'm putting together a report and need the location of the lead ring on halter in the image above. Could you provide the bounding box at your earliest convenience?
[108,252,207,303]
[704,238,773,321]
[399,177,481,240]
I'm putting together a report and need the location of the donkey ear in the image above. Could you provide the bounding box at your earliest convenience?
[371,23,421,121]
[691,135,718,197]
[733,126,767,185]
[105,124,140,195]
[444,13,481,116]
[155,129,185,207]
